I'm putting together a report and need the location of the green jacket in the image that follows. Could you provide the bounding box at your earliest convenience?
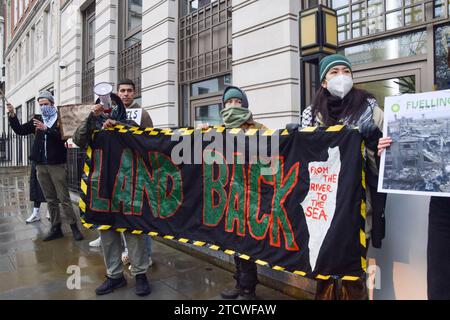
[72,113,99,150]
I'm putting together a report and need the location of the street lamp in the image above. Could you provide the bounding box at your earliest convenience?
[299,5,338,111]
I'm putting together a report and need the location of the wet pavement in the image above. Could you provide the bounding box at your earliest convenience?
[0,170,294,300]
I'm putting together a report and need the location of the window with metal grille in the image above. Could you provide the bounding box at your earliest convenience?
[118,0,142,97]
[82,3,95,103]
[304,0,450,42]
[179,0,232,84]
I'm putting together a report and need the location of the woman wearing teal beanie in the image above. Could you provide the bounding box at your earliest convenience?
[301,54,386,300]
[301,54,383,128]
[196,86,266,299]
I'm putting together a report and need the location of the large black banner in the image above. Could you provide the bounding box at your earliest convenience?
[80,125,366,279]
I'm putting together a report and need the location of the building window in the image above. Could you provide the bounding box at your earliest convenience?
[82,3,96,103]
[18,0,23,18]
[301,0,449,42]
[435,24,450,90]
[339,31,427,66]
[30,27,35,70]
[25,33,30,74]
[17,45,22,82]
[118,0,142,98]
[181,74,231,126]
[435,0,450,17]
[14,0,19,27]
[179,0,232,84]
[181,0,220,16]
[190,75,230,96]
[26,98,35,121]
[179,0,232,126]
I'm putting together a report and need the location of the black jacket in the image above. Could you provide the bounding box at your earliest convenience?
[9,115,67,165]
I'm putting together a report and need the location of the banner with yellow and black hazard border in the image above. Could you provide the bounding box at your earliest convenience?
[79,125,367,281]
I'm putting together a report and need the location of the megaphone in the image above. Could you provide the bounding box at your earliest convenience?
[94,82,113,113]
[93,82,127,123]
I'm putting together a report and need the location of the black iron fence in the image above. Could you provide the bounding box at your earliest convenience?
[67,148,86,193]
[0,131,85,193]
[0,132,31,167]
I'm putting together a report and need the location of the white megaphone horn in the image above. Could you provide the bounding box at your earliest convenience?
[94,82,113,112]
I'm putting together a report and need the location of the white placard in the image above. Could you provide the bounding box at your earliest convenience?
[378,90,450,197]
[126,109,142,126]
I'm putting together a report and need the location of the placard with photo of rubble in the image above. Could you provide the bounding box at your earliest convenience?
[378,90,450,197]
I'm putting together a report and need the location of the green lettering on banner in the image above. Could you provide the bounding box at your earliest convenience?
[111,149,134,214]
[203,151,228,226]
[90,149,110,212]
[248,162,270,239]
[157,153,183,218]
[269,158,300,251]
[133,154,159,217]
[225,161,246,236]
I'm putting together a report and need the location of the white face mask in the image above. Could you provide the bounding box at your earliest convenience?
[326,75,354,99]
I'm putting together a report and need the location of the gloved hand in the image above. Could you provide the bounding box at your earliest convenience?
[358,120,383,151]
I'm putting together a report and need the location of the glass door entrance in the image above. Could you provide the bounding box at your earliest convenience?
[191,96,223,127]
[354,75,416,110]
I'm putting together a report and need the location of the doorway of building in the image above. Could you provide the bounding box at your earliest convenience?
[353,62,426,109]
[354,75,416,109]
[191,96,223,127]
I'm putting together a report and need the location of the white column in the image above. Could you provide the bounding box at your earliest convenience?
[231,0,301,129]
[60,0,83,105]
[94,0,118,86]
[141,0,178,128]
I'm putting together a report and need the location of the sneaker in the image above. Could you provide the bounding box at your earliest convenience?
[121,250,130,265]
[95,276,127,295]
[46,211,50,221]
[25,210,40,224]
[89,237,102,248]
[135,274,151,296]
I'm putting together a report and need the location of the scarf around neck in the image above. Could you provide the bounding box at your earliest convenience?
[220,106,252,128]
[41,105,58,129]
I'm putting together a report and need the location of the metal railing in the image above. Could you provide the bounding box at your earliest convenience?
[0,132,31,167]
[0,131,85,193]
[67,148,87,193]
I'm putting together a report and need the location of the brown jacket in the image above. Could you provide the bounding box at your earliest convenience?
[128,102,153,128]
[240,120,268,130]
